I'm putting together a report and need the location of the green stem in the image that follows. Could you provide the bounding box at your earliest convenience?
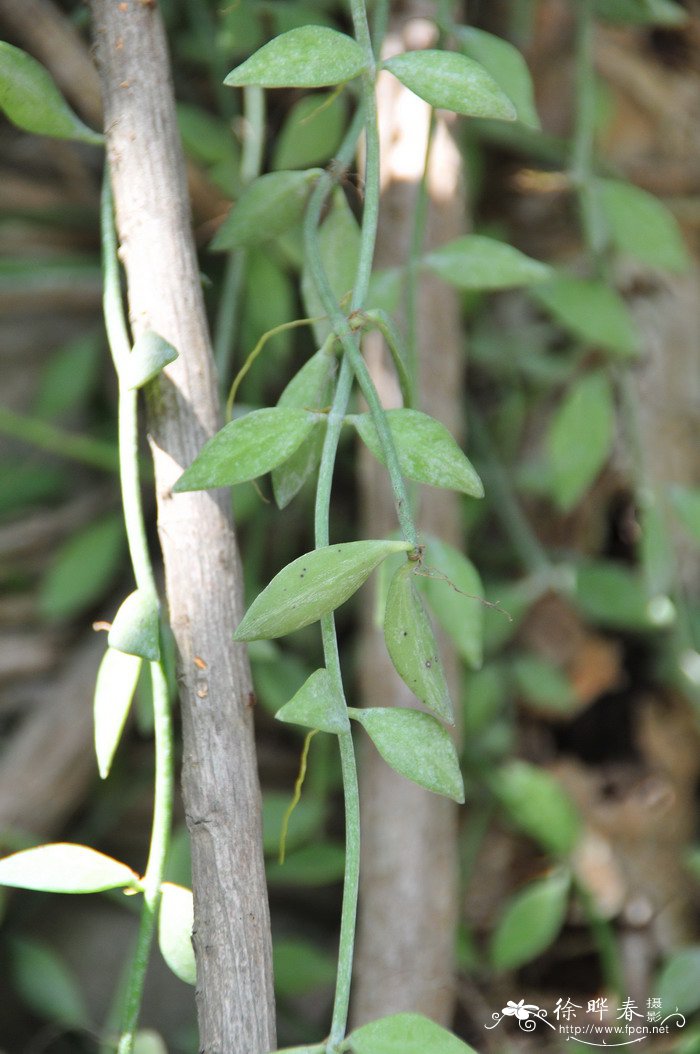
[0,406,119,474]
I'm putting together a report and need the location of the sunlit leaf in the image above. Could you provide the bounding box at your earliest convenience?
[547,371,615,511]
[0,42,103,144]
[490,870,570,971]
[276,668,350,734]
[456,27,540,128]
[211,169,322,251]
[350,707,464,803]
[384,564,453,723]
[158,882,196,985]
[424,235,551,290]
[0,844,139,893]
[384,50,516,121]
[224,27,366,88]
[349,1012,478,1054]
[94,647,143,779]
[108,589,160,661]
[234,540,411,641]
[127,331,178,389]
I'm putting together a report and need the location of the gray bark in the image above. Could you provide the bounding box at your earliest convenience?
[90,4,275,1051]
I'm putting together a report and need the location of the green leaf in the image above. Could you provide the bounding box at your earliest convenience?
[39,514,124,622]
[575,560,652,630]
[9,937,90,1029]
[349,1012,478,1054]
[276,668,350,734]
[273,938,335,997]
[350,708,465,803]
[133,1033,168,1054]
[262,793,325,857]
[94,647,143,780]
[456,27,540,129]
[658,947,700,1015]
[177,103,239,168]
[599,179,689,272]
[384,565,454,723]
[490,870,570,971]
[547,371,615,511]
[423,235,551,290]
[34,331,101,421]
[211,169,322,251]
[0,844,139,893]
[301,189,361,343]
[224,27,366,88]
[108,590,160,662]
[234,539,411,641]
[670,485,700,543]
[594,0,687,25]
[272,92,346,170]
[530,276,639,356]
[266,842,345,886]
[512,655,576,715]
[0,42,103,144]
[174,408,316,491]
[353,409,483,498]
[492,760,580,855]
[384,50,517,121]
[419,535,484,670]
[158,882,196,986]
[272,346,336,509]
[127,331,178,389]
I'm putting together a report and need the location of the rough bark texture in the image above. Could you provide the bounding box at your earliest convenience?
[352,8,465,1028]
[90,4,275,1052]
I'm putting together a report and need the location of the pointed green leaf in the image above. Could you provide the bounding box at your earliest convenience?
[349,1012,478,1054]
[512,655,576,715]
[599,179,689,272]
[39,514,124,621]
[492,760,580,855]
[594,0,687,26]
[384,50,517,121]
[0,42,103,144]
[173,408,316,491]
[350,708,464,803]
[353,409,483,498]
[273,938,335,997]
[234,539,411,641]
[490,870,570,971]
[531,276,639,356]
[108,590,160,661]
[9,937,90,1029]
[670,485,700,543]
[424,235,552,290]
[384,565,454,723]
[272,91,346,170]
[0,844,140,893]
[158,882,196,985]
[658,948,700,1015]
[456,27,540,129]
[419,535,484,670]
[94,647,143,779]
[211,169,322,251]
[276,668,350,734]
[224,27,366,88]
[575,560,652,630]
[547,371,615,511]
[272,346,336,509]
[301,189,360,342]
[127,331,178,389]
[266,842,346,886]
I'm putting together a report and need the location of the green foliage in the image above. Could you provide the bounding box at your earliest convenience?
[301,189,361,342]
[40,513,125,621]
[423,234,552,290]
[419,536,484,671]
[273,938,336,998]
[276,668,351,734]
[94,647,143,779]
[224,27,366,89]
[575,560,655,630]
[211,170,322,250]
[512,654,576,715]
[384,51,517,121]
[9,936,90,1029]
[346,1013,478,1053]
[108,590,161,661]
[490,869,570,970]
[33,331,102,420]
[127,331,179,390]
[272,92,347,170]
[599,179,690,271]
[456,27,540,129]
[158,882,196,985]
[670,485,700,543]
[547,370,615,511]
[0,844,139,893]
[531,276,639,356]
[492,760,581,856]
[658,948,700,1014]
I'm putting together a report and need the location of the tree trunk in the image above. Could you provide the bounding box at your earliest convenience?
[352,7,466,1028]
[90,5,275,1052]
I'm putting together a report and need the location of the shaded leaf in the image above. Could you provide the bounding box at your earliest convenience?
[424,235,551,290]
[599,179,689,272]
[490,870,570,971]
[174,408,316,491]
[211,169,322,251]
[234,539,411,641]
[276,668,350,734]
[512,654,576,715]
[575,560,653,630]
[658,947,700,1015]
[158,882,195,985]
[262,793,325,857]
[670,485,700,543]
[419,535,484,670]
[273,92,346,170]
[127,331,178,389]
[40,514,124,621]
[273,938,335,997]
[547,371,615,511]
[353,409,483,498]
[594,0,687,25]
[108,590,160,661]
[266,842,345,886]
[224,27,366,88]
[384,50,516,121]
[531,276,638,356]
[456,27,539,128]
[492,760,581,855]
[0,42,103,144]
[94,647,143,779]
[302,189,360,343]
[0,844,139,893]
[384,564,454,723]
[350,708,464,803]
[349,1012,478,1054]
[34,331,101,420]
[9,937,89,1029]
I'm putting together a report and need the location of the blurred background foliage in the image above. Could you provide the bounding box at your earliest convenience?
[0,0,700,1051]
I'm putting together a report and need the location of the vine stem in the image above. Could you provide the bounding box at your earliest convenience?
[101,172,174,1054]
